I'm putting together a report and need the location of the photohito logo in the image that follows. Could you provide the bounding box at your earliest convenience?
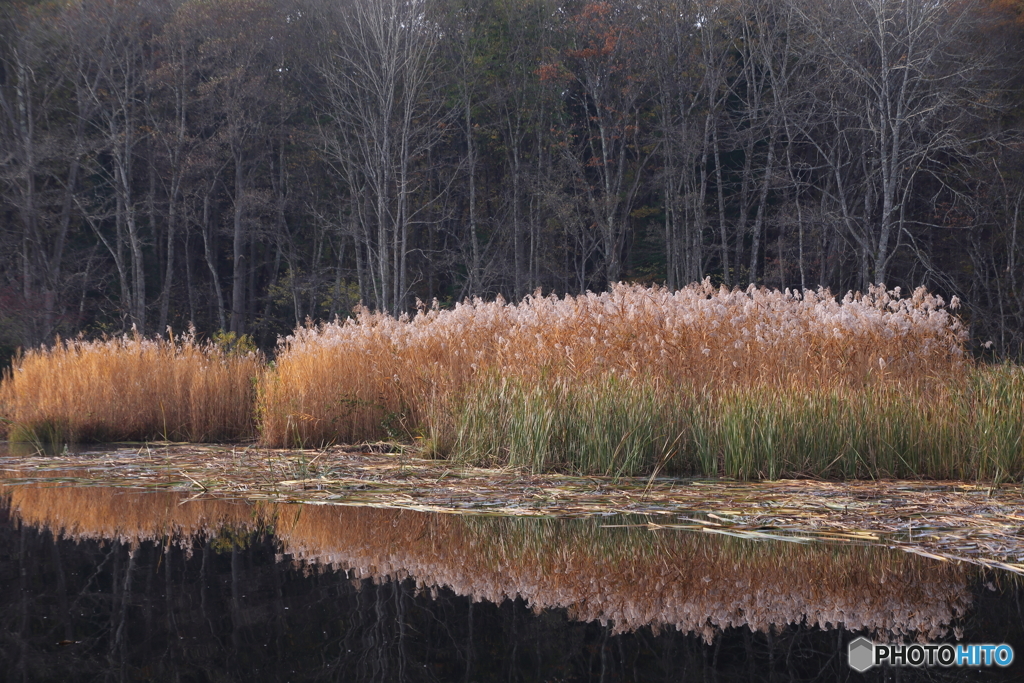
[848,637,1014,672]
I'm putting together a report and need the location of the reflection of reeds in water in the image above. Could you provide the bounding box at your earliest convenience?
[0,485,972,642]
[1,486,261,547]
[280,507,971,642]
[1,331,261,443]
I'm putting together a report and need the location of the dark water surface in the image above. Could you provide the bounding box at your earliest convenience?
[0,484,1021,682]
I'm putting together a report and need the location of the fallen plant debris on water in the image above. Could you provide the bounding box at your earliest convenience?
[1,444,1022,575]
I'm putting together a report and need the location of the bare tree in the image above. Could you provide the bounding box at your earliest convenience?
[546,1,656,286]
[61,0,166,332]
[149,1,195,334]
[0,4,83,343]
[316,0,445,314]
[793,0,1003,286]
[652,0,726,289]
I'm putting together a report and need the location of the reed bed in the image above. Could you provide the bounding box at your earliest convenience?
[1,331,262,443]
[442,372,1024,479]
[2,281,1015,480]
[257,280,1010,479]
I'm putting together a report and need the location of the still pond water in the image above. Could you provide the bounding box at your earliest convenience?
[0,481,1021,682]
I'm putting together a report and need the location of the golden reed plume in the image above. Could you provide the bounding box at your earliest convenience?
[2,329,261,443]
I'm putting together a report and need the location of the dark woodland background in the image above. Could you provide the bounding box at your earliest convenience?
[2,0,1023,362]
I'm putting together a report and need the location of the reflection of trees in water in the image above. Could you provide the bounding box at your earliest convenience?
[2,485,973,643]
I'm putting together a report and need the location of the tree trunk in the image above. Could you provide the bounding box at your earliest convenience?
[230,148,246,334]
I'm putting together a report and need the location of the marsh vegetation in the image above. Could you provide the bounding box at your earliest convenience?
[3,282,1021,480]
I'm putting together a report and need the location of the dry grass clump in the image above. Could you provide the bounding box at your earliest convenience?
[259,280,971,475]
[2,330,262,443]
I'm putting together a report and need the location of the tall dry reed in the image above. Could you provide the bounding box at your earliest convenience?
[4,281,1000,480]
[2,330,262,443]
[258,280,976,476]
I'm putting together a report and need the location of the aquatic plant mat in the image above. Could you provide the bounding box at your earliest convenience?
[2,445,1023,575]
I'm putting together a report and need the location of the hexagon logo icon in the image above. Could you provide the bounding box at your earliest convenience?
[848,637,875,673]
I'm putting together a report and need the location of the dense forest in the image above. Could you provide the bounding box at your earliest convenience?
[1,0,1023,360]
